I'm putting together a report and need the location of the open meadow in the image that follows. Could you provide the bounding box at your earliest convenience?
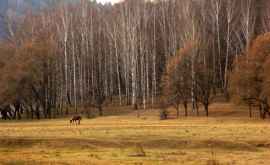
[0,103,270,165]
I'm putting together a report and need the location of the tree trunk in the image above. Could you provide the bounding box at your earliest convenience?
[184,101,188,117]
[25,106,30,119]
[196,106,200,116]
[248,104,252,118]
[204,103,209,117]
[98,105,103,116]
[36,104,40,120]
[176,104,180,118]
[195,99,199,116]
[71,31,77,113]
[259,104,264,119]
[87,107,92,119]
[30,105,34,119]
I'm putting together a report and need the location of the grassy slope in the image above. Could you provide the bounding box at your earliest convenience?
[0,103,270,165]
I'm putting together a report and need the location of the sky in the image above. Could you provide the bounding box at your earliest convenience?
[97,0,122,4]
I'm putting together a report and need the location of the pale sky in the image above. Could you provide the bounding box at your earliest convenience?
[96,0,123,4]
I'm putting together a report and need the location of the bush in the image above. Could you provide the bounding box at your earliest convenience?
[160,108,168,120]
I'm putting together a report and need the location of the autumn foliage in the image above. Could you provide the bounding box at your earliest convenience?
[0,28,57,119]
[230,32,270,118]
[162,41,214,117]
[161,42,193,118]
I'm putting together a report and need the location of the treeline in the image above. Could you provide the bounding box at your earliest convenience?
[0,0,269,120]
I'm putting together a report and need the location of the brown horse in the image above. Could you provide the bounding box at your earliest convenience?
[70,115,82,125]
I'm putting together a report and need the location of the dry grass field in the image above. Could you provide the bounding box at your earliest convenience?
[0,103,270,165]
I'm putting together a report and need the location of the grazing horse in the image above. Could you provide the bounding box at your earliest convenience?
[70,115,82,125]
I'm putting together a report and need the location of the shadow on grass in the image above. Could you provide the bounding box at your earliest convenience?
[0,137,267,152]
[2,160,70,165]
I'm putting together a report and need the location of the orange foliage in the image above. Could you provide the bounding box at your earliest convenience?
[0,36,57,104]
[161,41,194,108]
[230,32,270,104]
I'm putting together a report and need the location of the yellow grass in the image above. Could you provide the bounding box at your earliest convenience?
[0,103,270,165]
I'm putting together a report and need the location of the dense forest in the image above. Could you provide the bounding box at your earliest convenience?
[0,0,270,120]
